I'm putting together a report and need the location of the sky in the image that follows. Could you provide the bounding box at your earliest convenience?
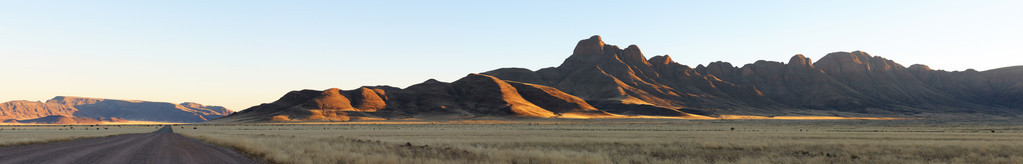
[2,1,1021,111]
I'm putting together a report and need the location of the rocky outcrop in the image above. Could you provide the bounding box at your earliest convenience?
[0,97,233,124]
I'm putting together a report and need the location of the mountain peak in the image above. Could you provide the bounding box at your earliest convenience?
[48,96,107,106]
[649,55,675,66]
[787,54,813,68]
[908,64,932,71]
[180,102,205,108]
[423,79,443,84]
[308,88,354,110]
[852,50,870,55]
[817,51,869,67]
[50,96,100,101]
[620,44,649,65]
[572,35,606,56]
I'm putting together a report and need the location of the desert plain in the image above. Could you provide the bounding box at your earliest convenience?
[6,119,1022,164]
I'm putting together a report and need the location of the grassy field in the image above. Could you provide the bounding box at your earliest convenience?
[0,124,161,147]
[175,119,1023,164]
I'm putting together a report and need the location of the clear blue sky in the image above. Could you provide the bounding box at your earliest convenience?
[2,1,1021,111]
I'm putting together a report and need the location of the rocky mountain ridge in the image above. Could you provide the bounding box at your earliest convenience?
[214,35,1023,122]
[487,36,1023,117]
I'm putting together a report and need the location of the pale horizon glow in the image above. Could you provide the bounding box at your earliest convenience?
[2,1,1021,111]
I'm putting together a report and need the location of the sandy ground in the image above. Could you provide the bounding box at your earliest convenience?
[0,125,255,164]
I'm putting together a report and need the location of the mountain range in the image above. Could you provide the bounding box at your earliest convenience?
[214,35,1023,122]
[1,96,233,124]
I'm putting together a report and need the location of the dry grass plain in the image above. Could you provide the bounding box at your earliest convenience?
[0,124,161,147]
[175,119,1023,164]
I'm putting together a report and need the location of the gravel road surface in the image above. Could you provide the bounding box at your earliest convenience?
[0,125,255,164]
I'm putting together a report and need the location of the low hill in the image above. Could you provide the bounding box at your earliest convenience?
[212,74,618,123]
[0,97,233,124]
[3,115,103,124]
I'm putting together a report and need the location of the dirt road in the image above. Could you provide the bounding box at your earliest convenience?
[0,125,255,164]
